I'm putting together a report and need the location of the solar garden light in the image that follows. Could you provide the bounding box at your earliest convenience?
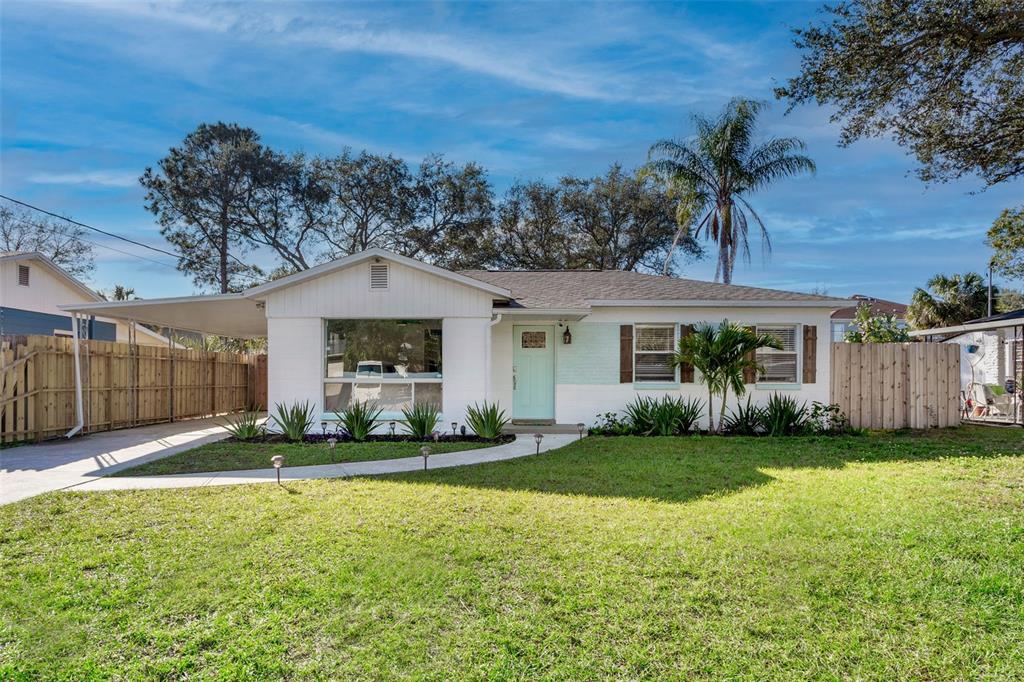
[451,421,458,436]
[432,431,440,443]
[420,445,431,471]
[327,437,337,449]
[389,420,396,436]
[576,423,585,440]
[270,455,284,485]
[534,433,544,455]
[321,421,327,436]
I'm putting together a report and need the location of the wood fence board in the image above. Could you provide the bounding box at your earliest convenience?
[831,342,959,430]
[0,334,266,442]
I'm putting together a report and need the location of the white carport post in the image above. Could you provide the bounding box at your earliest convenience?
[64,312,85,438]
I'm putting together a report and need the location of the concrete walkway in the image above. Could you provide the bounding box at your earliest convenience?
[1,417,233,505]
[70,433,576,493]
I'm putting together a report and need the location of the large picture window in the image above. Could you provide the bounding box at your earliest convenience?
[634,324,677,382]
[324,319,442,414]
[756,324,799,384]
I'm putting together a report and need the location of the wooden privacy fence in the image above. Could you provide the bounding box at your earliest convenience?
[1,335,267,443]
[831,342,960,429]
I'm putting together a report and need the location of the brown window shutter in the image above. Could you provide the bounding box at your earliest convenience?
[619,324,633,383]
[802,324,817,384]
[679,324,694,382]
[743,325,757,384]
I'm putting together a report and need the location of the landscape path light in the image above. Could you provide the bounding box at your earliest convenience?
[420,445,431,471]
[389,420,396,436]
[451,422,458,436]
[327,437,337,449]
[576,423,585,440]
[271,455,284,485]
[534,433,543,455]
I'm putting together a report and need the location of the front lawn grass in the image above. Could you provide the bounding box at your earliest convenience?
[3,426,1024,679]
[112,438,499,476]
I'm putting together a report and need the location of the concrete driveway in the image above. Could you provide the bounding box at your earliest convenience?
[1,417,231,505]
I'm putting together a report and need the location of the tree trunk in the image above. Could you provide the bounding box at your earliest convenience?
[720,203,733,285]
[219,208,229,294]
[707,387,716,433]
[719,390,729,435]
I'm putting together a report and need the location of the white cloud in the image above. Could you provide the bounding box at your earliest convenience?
[28,170,138,187]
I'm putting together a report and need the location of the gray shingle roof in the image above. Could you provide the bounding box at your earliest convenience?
[460,269,845,309]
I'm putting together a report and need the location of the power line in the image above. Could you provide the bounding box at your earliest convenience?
[0,193,265,284]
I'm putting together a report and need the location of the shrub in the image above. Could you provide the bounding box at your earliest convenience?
[465,402,509,440]
[722,397,764,435]
[222,409,264,441]
[402,402,440,440]
[675,397,705,434]
[763,393,809,436]
[808,402,852,435]
[336,401,383,442]
[270,400,316,442]
[623,396,657,435]
[590,412,633,436]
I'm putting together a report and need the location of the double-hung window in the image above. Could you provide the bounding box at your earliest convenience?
[634,324,676,382]
[756,324,799,384]
[323,319,442,415]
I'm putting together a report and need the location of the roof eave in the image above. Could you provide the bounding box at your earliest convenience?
[586,298,855,308]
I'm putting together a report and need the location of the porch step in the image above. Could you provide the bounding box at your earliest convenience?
[504,422,583,435]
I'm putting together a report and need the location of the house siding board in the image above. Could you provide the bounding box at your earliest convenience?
[0,307,115,340]
[263,260,494,319]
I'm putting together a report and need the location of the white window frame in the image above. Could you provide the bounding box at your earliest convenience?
[322,318,442,418]
[633,323,678,384]
[755,323,801,387]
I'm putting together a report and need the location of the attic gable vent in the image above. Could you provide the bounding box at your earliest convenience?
[369,263,389,289]
[17,264,29,286]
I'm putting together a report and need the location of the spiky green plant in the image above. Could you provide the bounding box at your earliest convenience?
[465,402,509,440]
[337,401,383,442]
[676,397,705,434]
[763,393,808,436]
[221,409,264,441]
[722,397,764,436]
[623,396,657,435]
[402,403,440,440]
[270,401,315,442]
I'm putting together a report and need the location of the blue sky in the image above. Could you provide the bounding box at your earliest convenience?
[2,1,1018,301]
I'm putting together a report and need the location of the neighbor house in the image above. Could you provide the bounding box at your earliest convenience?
[0,251,173,346]
[830,294,908,342]
[61,249,851,429]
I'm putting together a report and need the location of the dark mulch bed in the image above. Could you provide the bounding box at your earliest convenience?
[230,433,517,446]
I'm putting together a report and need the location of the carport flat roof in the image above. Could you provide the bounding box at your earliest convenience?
[60,294,268,338]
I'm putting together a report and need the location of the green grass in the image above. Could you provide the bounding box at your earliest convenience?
[112,439,500,476]
[3,426,1024,679]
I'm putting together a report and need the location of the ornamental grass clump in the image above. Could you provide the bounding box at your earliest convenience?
[763,392,809,437]
[221,409,264,441]
[465,402,509,440]
[270,401,315,442]
[337,401,383,442]
[402,403,440,440]
[722,397,764,436]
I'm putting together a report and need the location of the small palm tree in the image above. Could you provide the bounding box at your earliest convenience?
[672,321,781,433]
[647,98,815,283]
[907,273,989,329]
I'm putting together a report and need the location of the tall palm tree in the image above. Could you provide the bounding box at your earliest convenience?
[907,273,991,329]
[647,98,815,283]
[672,321,782,433]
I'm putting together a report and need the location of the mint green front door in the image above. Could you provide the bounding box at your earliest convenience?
[513,325,555,420]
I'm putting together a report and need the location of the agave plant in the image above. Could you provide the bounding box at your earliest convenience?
[337,400,383,442]
[270,400,315,442]
[465,402,509,440]
[402,402,440,440]
[722,397,764,436]
[623,396,657,435]
[763,393,808,436]
[222,409,264,441]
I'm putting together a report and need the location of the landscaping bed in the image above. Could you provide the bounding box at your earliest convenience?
[4,427,1024,678]
[112,434,513,477]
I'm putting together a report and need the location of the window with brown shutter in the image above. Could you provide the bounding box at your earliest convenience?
[802,325,817,383]
[619,325,633,383]
[679,324,695,382]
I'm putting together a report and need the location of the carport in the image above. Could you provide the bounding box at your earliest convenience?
[57,293,267,437]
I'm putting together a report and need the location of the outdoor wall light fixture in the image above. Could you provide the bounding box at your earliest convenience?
[562,326,572,344]
[270,455,284,485]
[576,423,585,440]
[534,433,544,455]
[420,445,431,471]
[451,422,458,436]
